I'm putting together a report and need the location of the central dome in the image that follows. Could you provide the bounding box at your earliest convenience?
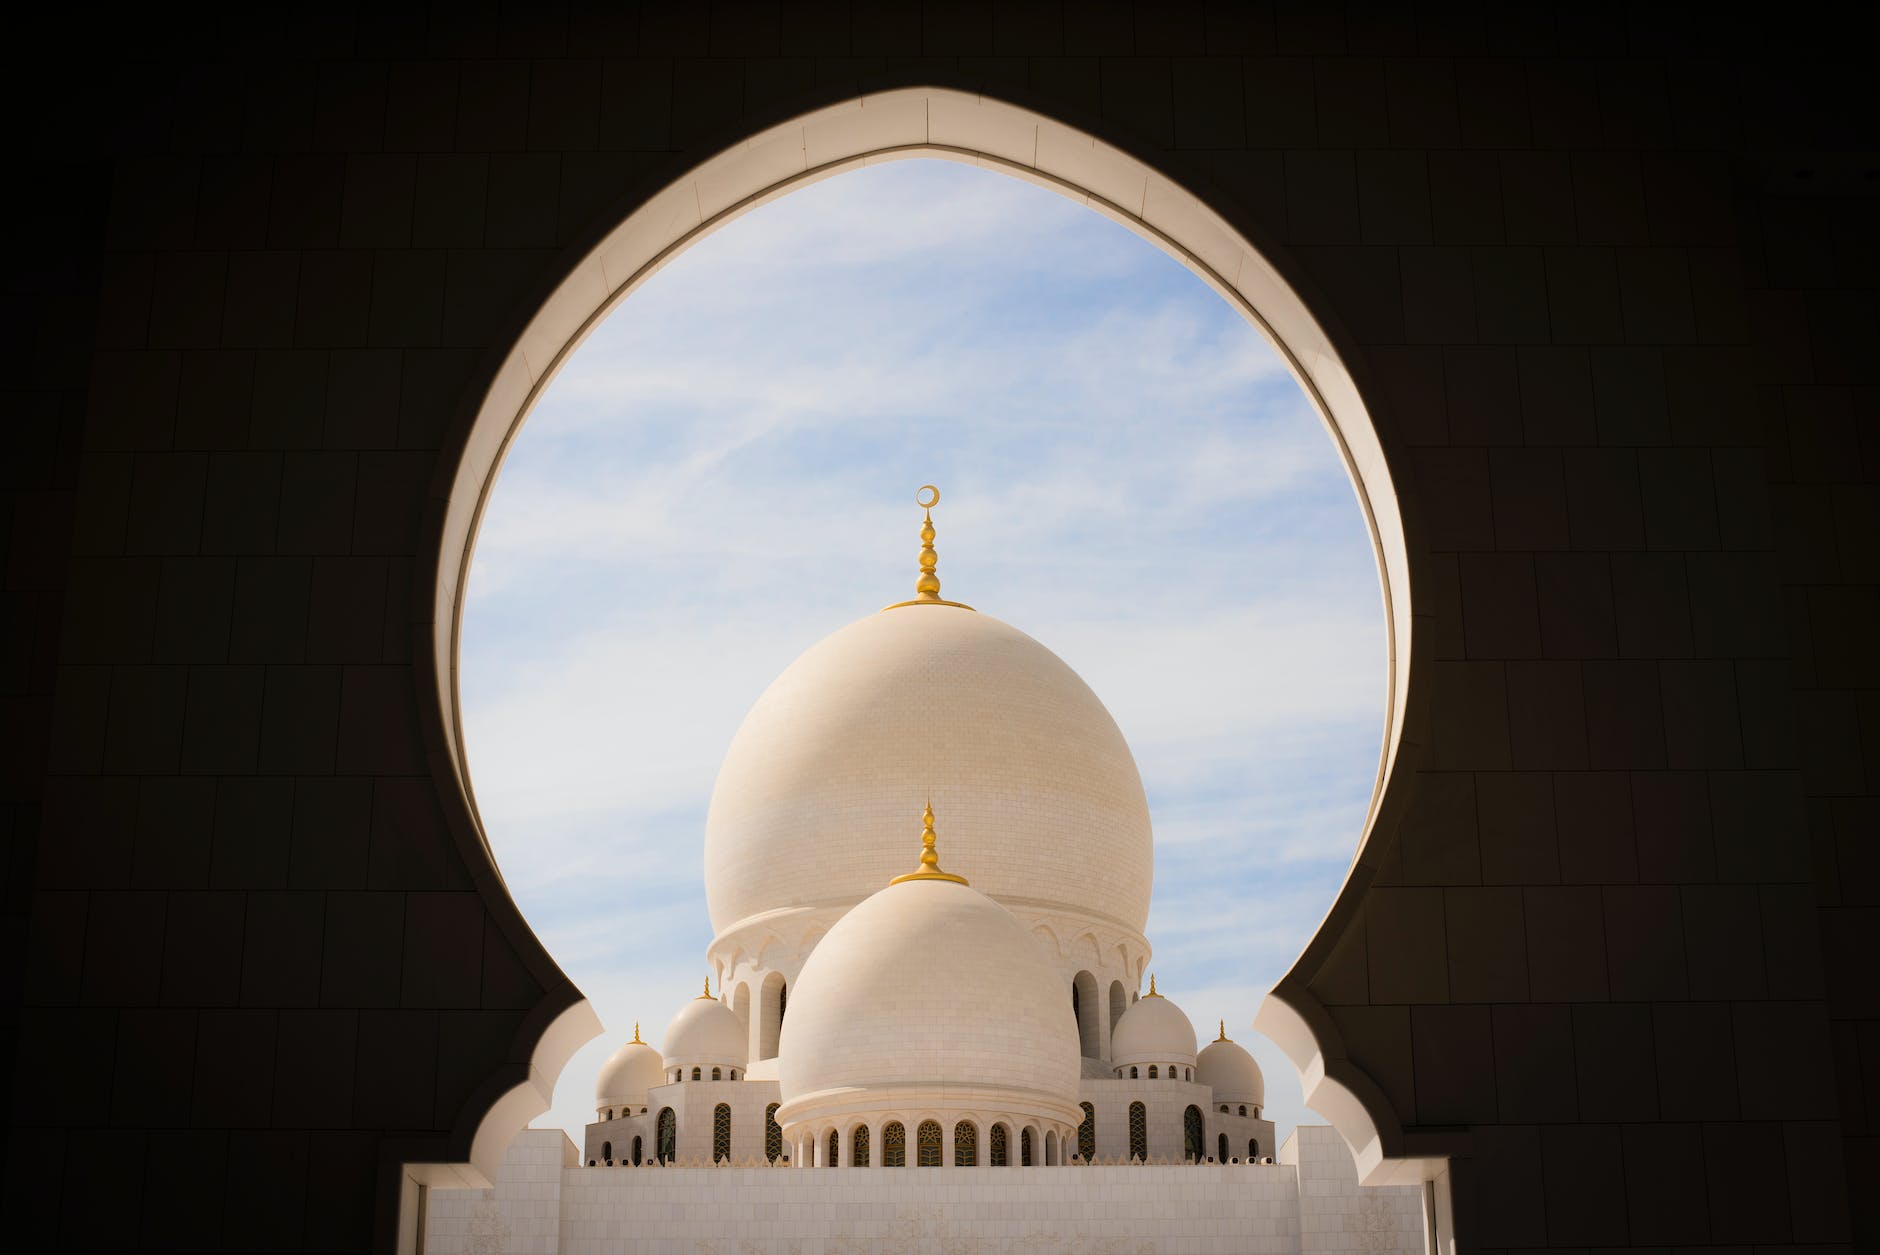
[703,603,1153,937]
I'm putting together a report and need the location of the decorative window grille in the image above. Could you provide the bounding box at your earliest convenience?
[1183,1105,1203,1162]
[953,1121,977,1166]
[917,1120,942,1166]
[990,1124,1008,1166]
[631,1136,642,1165]
[1148,1065,1158,1079]
[1249,1138,1259,1160]
[601,1140,612,1162]
[1078,1103,1095,1160]
[657,1108,676,1163]
[1128,1102,1147,1161]
[852,1124,870,1167]
[1020,1128,1033,1166]
[1218,1132,1228,1162]
[712,1067,721,1081]
[764,1104,781,1161]
[883,1121,906,1167]
[713,1104,731,1162]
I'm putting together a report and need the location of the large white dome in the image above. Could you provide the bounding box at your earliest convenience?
[704,603,1153,937]
[776,867,1081,1126]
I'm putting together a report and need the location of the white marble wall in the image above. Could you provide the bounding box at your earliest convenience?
[1281,1126,1428,1255]
[427,1126,1431,1255]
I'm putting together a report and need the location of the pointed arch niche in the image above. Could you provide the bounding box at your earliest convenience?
[409,85,1434,1251]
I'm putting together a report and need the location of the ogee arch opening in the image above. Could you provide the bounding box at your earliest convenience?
[408,86,1432,1244]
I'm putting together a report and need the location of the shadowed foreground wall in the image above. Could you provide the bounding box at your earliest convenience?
[1,4,1873,1252]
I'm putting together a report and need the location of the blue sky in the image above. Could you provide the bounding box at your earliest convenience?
[459,158,1387,1147]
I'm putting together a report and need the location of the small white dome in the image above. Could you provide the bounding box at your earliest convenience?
[1110,981,1197,1070]
[777,850,1080,1130]
[1196,1026,1264,1107]
[594,1030,664,1111]
[662,987,748,1072]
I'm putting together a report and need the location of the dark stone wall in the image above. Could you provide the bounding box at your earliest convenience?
[1,4,1871,1251]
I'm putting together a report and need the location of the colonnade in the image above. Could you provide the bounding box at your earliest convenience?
[787,1118,1076,1167]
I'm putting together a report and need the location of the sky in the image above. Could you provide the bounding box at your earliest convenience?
[458,157,1388,1149]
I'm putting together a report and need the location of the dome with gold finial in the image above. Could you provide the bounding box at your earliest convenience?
[702,485,1154,953]
[775,803,1082,1138]
[594,1021,665,1115]
[1109,974,1198,1073]
[1196,1020,1265,1109]
[660,977,748,1076]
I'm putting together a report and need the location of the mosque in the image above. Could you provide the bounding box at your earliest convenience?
[424,489,1430,1253]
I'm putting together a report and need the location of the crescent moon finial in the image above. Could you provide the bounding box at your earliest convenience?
[882,486,973,612]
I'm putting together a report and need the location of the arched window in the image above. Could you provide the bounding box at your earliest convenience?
[916,1120,942,1167]
[1020,1128,1033,1166]
[1183,1105,1203,1163]
[1249,1138,1259,1160]
[852,1124,870,1167]
[1238,1104,1246,1116]
[1186,1067,1193,1081]
[632,1136,642,1166]
[691,1067,701,1081]
[656,1108,676,1163]
[1218,1133,1228,1163]
[1129,1066,1138,1079]
[1219,1104,1229,1113]
[1077,1102,1095,1160]
[713,1104,731,1163]
[990,1123,1008,1167]
[601,1140,612,1162]
[765,1103,782,1162]
[711,1067,721,1081]
[827,1128,839,1168]
[1128,1102,1147,1161]
[730,1070,738,1080]
[883,1121,906,1167]
[1148,1065,1158,1079]
[954,1121,977,1166]
[1072,970,1101,1057]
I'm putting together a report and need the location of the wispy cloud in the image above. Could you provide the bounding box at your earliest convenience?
[460,159,1387,1147]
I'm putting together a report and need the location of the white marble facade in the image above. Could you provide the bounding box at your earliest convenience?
[426,1126,1428,1255]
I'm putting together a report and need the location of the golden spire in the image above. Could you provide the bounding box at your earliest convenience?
[633,1021,643,1044]
[1146,974,1162,998]
[1216,1020,1230,1043]
[888,800,969,886]
[883,485,973,611]
[697,976,713,1000]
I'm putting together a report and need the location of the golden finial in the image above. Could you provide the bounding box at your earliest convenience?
[1216,1020,1230,1043]
[888,800,969,885]
[882,485,974,611]
[1146,974,1162,998]
[697,976,713,1000]
[633,1022,643,1044]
